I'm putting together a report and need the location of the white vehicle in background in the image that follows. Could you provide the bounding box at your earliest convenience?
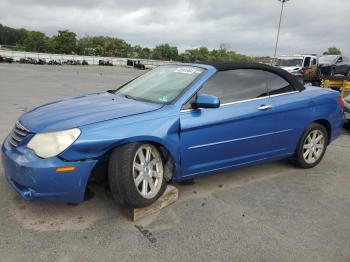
[275,54,318,84]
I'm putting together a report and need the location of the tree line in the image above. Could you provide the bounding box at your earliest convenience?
[0,24,342,62]
[0,24,254,62]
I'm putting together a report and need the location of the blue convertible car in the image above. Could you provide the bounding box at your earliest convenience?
[1,62,344,207]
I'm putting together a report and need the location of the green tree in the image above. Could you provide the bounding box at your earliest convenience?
[132,45,143,58]
[152,44,178,61]
[23,31,49,52]
[184,47,210,61]
[0,24,255,62]
[52,30,77,54]
[94,45,104,56]
[179,51,191,62]
[139,48,152,59]
[323,46,342,55]
[0,24,28,46]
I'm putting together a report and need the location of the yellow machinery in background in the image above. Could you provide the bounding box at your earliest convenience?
[321,77,350,99]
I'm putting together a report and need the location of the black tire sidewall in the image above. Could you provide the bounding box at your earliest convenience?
[108,143,167,208]
[295,123,328,169]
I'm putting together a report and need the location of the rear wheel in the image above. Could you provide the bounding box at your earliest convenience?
[108,143,166,208]
[292,123,328,168]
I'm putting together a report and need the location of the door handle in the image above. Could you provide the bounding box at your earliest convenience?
[258,105,273,111]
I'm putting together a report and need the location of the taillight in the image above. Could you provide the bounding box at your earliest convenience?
[338,96,344,109]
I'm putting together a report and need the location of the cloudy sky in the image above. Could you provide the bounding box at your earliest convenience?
[1,0,349,56]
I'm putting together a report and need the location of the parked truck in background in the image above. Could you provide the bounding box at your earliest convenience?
[275,54,319,84]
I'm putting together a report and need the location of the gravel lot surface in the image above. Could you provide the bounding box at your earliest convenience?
[0,64,349,262]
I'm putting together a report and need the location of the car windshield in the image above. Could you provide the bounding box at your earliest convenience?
[276,58,303,67]
[319,56,338,64]
[115,65,205,104]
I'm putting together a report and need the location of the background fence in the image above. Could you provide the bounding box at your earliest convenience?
[0,49,175,66]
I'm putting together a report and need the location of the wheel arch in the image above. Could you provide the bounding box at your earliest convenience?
[314,118,332,144]
[90,137,179,183]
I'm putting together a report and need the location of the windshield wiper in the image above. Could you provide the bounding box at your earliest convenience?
[110,91,136,100]
[119,93,137,100]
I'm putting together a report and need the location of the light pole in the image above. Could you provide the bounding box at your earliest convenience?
[273,0,290,63]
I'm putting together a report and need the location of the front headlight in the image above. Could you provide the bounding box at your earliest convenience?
[27,128,81,158]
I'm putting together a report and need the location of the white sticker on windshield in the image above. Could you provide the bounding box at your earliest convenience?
[159,96,169,102]
[174,67,200,75]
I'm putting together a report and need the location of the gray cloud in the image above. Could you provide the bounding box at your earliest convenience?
[0,0,349,56]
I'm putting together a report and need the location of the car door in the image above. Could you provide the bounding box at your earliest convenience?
[302,56,313,81]
[267,72,314,155]
[336,56,347,75]
[179,69,280,178]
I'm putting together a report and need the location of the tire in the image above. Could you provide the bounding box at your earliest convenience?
[292,123,328,169]
[108,143,167,208]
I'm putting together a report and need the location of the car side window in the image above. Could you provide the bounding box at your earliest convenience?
[312,58,317,65]
[197,69,295,104]
[304,57,311,67]
[266,71,296,95]
[198,69,269,104]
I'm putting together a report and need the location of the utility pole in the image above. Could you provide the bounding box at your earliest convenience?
[273,0,290,64]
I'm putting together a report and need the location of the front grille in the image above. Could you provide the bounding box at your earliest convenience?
[9,121,29,147]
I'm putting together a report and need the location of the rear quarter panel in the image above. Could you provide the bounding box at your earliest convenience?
[306,87,344,142]
[270,86,343,157]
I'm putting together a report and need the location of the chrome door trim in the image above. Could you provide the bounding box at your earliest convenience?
[180,91,300,113]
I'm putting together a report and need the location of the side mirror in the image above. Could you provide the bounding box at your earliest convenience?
[194,94,220,109]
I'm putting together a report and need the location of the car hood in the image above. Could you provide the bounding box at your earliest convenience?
[279,66,302,72]
[19,92,163,133]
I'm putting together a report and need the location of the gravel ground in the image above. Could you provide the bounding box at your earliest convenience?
[0,63,350,262]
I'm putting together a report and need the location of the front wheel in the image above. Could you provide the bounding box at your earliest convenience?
[292,123,328,169]
[108,143,166,208]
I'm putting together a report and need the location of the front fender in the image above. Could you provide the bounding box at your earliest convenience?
[59,113,181,170]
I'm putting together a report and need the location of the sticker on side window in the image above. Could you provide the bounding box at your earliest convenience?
[174,67,201,75]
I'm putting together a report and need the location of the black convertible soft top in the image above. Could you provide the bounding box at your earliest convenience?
[200,61,306,91]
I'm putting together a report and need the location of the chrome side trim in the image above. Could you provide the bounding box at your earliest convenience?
[269,91,299,98]
[220,96,268,107]
[180,91,300,113]
[220,91,299,107]
[188,129,293,150]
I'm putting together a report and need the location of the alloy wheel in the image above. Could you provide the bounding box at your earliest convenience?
[302,130,325,164]
[133,145,163,199]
